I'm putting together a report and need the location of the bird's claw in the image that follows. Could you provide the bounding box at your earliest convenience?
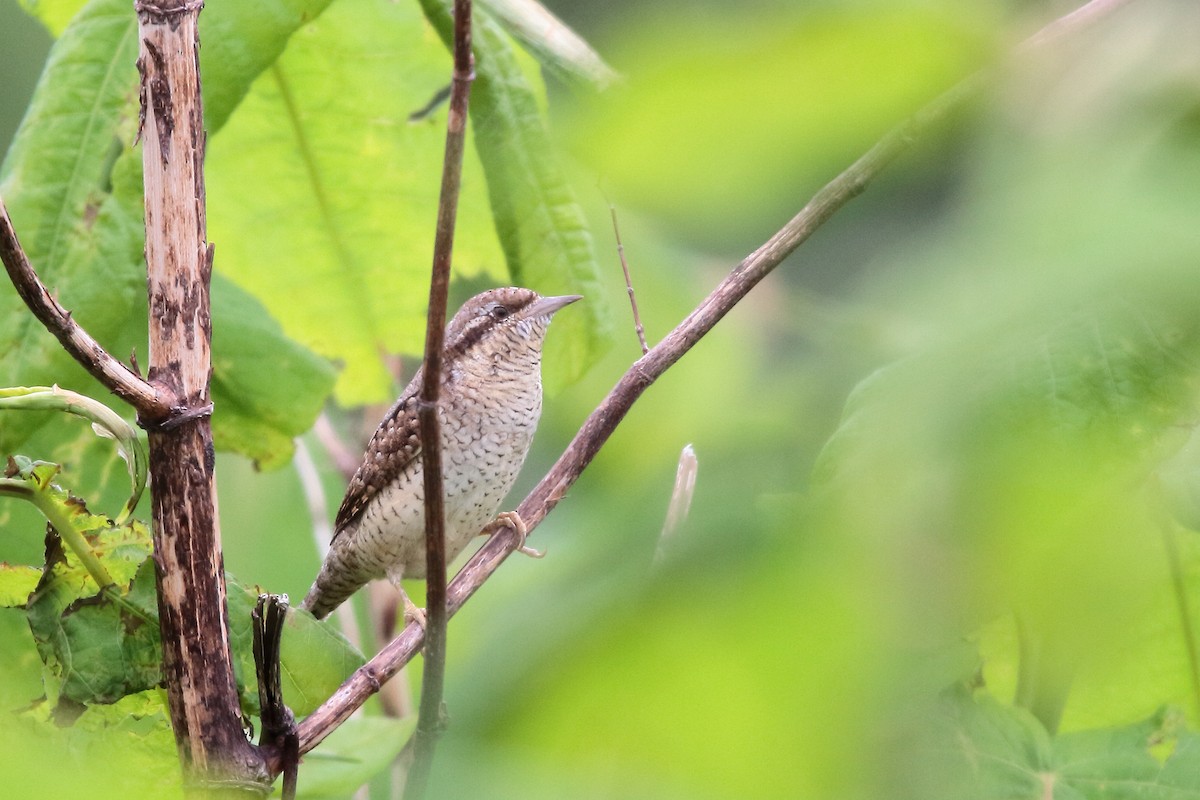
[401,592,426,629]
[493,510,544,559]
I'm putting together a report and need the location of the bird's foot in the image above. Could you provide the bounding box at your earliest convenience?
[492,510,544,559]
[400,590,426,629]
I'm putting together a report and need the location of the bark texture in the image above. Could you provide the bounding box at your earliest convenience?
[136,0,266,789]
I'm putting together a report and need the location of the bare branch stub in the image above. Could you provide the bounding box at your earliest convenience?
[136,0,266,788]
[280,0,1135,771]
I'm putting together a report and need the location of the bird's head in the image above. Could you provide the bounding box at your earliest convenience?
[445,287,581,363]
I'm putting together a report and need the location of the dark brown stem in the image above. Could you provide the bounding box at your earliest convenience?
[406,1,474,797]
[136,0,266,792]
[278,0,1134,769]
[0,198,170,419]
[254,595,298,799]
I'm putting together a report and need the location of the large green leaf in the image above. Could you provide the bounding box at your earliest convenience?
[16,0,87,36]
[206,0,507,405]
[200,0,339,132]
[0,0,142,431]
[1,0,339,470]
[226,582,365,718]
[211,272,337,469]
[10,459,159,707]
[920,690,1200,800]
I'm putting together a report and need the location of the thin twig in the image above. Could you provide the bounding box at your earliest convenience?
[369,581,413,719]
[294,439,364,649]
[313,412,363,481]
[0,198,170,420]
[274,0,1135,768]
[609,204,648,355]
[406,1,475,796]
[295,439,337,555]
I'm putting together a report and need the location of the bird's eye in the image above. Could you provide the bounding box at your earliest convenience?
[490,304,510,320]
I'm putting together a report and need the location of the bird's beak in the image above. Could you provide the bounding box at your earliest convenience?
[524,294,583,319]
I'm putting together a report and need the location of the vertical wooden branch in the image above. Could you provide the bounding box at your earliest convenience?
[407,1,474,797]
[135,0,265,790]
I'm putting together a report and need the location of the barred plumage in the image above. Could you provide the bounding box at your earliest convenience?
[301,288,580,620]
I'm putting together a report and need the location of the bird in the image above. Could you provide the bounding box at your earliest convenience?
[301,287,581,623]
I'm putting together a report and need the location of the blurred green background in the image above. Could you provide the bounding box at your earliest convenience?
[4,0,1200,798]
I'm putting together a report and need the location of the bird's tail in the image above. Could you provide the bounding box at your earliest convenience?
[300,548,371,620]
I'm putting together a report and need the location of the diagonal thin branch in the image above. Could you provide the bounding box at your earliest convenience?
[610,204,649,355]
[0,198,170,420]
[406,0,475,796]
[278,0,1136,767]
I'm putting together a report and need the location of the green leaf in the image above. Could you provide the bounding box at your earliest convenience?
[293,716,414,799]
[200,0,339,132]
[0,691,183,799]
[932,688,1058,798]
[0,563,41,606]
[2,457,158,709]
[1,0,339,471]
[0,0,142,447]
[0,607,44,709]
[420,0,611,390]
[26,514,159,707]
[211,274,338,469]
[69,689,180,796]
[924,691,1200,800]
[16,0,88,37]
[206,0,507,405]
[0,385,147,521]
[226,579,365,717]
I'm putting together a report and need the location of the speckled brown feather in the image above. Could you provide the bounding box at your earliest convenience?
[331,385,423,538]
[330,288,538,538]
[301,287,570,620]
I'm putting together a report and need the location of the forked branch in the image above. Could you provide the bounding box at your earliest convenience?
[0,199,170,420]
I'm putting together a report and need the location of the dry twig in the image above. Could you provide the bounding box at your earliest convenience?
[0,199,169,419]
[609,204,649,355]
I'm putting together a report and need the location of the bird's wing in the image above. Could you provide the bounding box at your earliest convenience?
[331,376,424,540]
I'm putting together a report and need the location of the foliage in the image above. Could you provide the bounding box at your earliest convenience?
[0,0,339,478]
[2,0,607,795]
[3,0,1200,798]
[0,408,365,794]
